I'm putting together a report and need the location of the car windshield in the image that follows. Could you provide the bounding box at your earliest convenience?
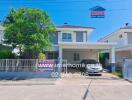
[88,60,98,64]
[81,59,98,64]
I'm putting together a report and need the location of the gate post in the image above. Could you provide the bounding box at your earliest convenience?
[123,59,127,79]
[35,59,38,72]
[6,59,7,72]
[110,47,116,72]
[58,47,63,78]
[65,60,68,74]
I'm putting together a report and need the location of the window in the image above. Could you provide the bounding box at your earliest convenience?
[62,33,72,42]
[76,32,83,42]
[47,52,58,59]
[50,33,58,44]
[105,40,108,42]
[74,53,80,61]
[119,34,123,38]
[47,52,53,59]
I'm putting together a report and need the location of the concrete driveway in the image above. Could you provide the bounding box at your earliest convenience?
[0,72,132,100]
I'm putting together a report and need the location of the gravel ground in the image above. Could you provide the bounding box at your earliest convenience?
[0,73,132,100]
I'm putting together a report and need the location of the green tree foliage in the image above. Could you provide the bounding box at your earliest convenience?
[99,52,109,68]
[0,45,15,59]
[3,8,55,58]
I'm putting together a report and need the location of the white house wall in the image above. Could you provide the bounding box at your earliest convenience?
[0,26,4,43]
[127,32,132,44]
[0,31,3,43]
[116,51,132,62]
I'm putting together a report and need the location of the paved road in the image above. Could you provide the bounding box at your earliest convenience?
[0,73,132,100]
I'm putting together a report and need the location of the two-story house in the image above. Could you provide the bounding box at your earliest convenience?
[0,24,116,69]
[45,25,116,67]
[99,26,132,63]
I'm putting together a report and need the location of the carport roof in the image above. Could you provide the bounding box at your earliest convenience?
[116,44,132,51]
[58,42,116,50]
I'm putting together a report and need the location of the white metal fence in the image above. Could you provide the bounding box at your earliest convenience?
[0,59,64,72]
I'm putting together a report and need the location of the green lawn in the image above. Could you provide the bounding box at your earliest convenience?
[112,71,123,78]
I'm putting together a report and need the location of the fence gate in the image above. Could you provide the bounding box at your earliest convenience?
[62,60,68,74]
[123,59,132,80]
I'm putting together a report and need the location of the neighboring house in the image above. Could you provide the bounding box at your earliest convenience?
[0,25,4,44]
[99,26,132,64]
[47,25,116,66]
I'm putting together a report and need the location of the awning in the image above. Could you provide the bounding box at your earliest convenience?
[58,42,116,50]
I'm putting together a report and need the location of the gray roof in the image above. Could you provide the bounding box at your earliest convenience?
[120,26,132,29]
[57,25,95,29]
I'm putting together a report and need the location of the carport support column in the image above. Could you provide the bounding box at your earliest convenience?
[58,47,63,77]
[110,47,116,72]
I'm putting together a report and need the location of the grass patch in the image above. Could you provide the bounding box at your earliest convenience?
[112,71,123,78]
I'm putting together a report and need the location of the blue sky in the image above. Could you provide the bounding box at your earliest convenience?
[0,0,132,42]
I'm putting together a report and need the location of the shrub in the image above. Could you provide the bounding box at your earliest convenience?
[0,45,15,59]
[38,52,46,59]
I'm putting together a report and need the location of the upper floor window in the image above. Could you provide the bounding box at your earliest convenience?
[62,33,72,42]
[50,33,58,44]
[76,32,83,42]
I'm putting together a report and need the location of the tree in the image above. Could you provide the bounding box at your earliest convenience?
[3,8,55,58]
[0,44,15,59]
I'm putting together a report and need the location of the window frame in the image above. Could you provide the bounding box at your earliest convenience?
[76,32,84,42]
[73,52,80,61]
[62,33,72,42]
[47,52,59,59]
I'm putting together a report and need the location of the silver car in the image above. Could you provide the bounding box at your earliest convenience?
[80,59,103,75]
[86,63,103,75]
